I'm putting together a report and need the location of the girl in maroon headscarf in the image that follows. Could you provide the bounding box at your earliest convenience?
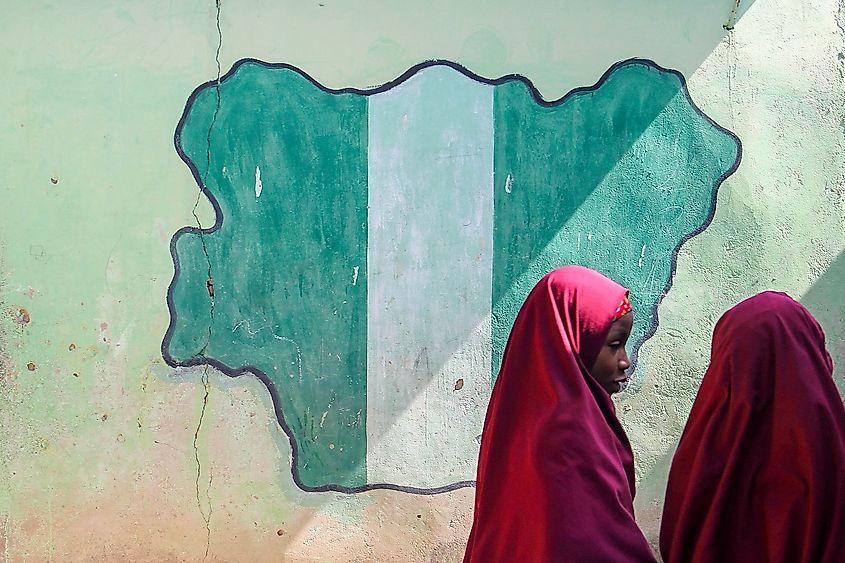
[660,291,845,563]
[464,265,656,562]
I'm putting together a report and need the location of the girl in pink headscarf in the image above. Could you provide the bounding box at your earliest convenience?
[464,265,655,562]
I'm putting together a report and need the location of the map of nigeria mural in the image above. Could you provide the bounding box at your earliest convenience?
[162,59,741,493]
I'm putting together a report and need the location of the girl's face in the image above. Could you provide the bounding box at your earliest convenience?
[590,313,633,394]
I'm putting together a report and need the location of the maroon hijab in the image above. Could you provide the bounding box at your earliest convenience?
[464,266,656,562]
[661,291,845,563]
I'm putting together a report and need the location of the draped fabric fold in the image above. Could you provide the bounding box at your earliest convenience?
[661,292,845,563]
[464,266,655,562]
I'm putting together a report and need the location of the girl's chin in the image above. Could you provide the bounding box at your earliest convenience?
[607,379,629,395]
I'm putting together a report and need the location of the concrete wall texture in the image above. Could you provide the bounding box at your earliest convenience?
[1,0,843,561]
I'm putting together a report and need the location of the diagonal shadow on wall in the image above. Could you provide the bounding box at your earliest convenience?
[801,248,845,391]
[162,0,757,501]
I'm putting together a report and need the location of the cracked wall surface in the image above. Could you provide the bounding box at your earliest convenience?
[1,0,844,561]
[189,2,222,557]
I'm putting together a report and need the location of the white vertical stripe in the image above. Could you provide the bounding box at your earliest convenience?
[366,66,494,487]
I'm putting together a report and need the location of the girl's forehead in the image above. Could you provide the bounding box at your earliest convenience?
[608,313,633,334]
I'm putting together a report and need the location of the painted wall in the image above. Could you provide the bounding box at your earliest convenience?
[1,0,843,561]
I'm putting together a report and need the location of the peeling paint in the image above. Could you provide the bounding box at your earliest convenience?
[254,165,263,198]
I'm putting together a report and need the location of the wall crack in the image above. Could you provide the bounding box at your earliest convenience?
[191,1,223,560]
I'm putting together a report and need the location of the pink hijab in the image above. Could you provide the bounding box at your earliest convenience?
[464,266,655,562]
[661,292,845,562]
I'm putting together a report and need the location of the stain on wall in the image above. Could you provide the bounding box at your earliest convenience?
[164,58,739,492]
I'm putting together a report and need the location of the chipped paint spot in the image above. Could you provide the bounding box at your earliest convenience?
[12,307,30,325]
[255,165,263,198]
